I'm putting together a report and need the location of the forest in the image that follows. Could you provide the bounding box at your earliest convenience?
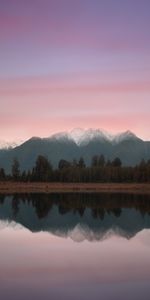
[0,154,150,183]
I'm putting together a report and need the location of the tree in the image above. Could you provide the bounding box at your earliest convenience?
[11,158,20,180]
[98,155,105,167]
[72,159,78,168]
[147,159,150,166]
[91,155,99,167]
[58,159,71,170]
[78,157,86,168]
[139,159,146,169]
[0,168,6,181]
[112,157,122,167]
[21,170,27,182]
[33,155,52,182]
[106,159,111,167]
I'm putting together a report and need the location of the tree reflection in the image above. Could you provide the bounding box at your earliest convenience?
[0,193,150,241]
[12,195,20,217]
[0,193,150,219]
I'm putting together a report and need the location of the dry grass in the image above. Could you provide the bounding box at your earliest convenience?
[0,182,150,194]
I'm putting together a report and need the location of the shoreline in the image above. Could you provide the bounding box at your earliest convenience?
[0,182,150,194]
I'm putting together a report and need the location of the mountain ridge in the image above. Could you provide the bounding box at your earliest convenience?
[33,128,143,147]
[0,128,149,172]
[0,128,144,149]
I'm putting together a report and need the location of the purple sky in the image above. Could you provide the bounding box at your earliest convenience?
[0,0,150,141]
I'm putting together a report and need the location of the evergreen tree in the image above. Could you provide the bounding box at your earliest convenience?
[91,155,99,167]
[72,159,78,168]
[11,158,20,181]
[112,157,122,167]
[78,157,86,168]
[21,171,27,182]
[33,155,52,182]
[98,155,105,167]
[0,168,6,181]
[58,159,71,170]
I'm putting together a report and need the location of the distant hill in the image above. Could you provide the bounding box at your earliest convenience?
[0,128,150,172]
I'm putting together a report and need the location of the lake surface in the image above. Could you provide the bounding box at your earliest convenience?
[0,193,150,300]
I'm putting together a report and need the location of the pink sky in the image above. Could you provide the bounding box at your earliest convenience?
[0,0,150,141]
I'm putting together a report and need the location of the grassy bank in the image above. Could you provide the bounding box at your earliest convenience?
[0,182,150,194]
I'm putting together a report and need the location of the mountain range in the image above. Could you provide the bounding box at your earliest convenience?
[0,128,150,172]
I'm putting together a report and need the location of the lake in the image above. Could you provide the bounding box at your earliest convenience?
[0,193,150,300]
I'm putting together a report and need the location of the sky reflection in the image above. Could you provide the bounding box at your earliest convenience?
[0,225,150,300]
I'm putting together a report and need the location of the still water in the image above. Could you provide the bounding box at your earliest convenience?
[0,193,150,300]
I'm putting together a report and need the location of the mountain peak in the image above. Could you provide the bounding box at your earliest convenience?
[114,130,139,144]
[0,139,24,150]
[70,128,89,145]
[69,128,140,146]
[50,131,74,143]
[70,128,112,146]
[48,128,140,146]
[30,136,41,141]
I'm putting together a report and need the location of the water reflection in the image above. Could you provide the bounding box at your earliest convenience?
[0,193,150,241]
[1,193,150,300]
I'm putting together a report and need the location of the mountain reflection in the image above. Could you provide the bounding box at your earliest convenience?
[0,193,150,242]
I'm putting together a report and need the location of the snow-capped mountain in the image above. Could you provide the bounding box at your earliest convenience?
[113,130,138,144]
[70,128,112,145]
[0,129,140,150]
[0,139,24,150]
[51,128,139,146]
[0,128,148,172]
[51,132,73,143]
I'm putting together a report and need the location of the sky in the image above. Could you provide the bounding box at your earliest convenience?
[0,0,150,141]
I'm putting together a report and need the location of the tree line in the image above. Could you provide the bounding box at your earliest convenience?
[0,154,150,183]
